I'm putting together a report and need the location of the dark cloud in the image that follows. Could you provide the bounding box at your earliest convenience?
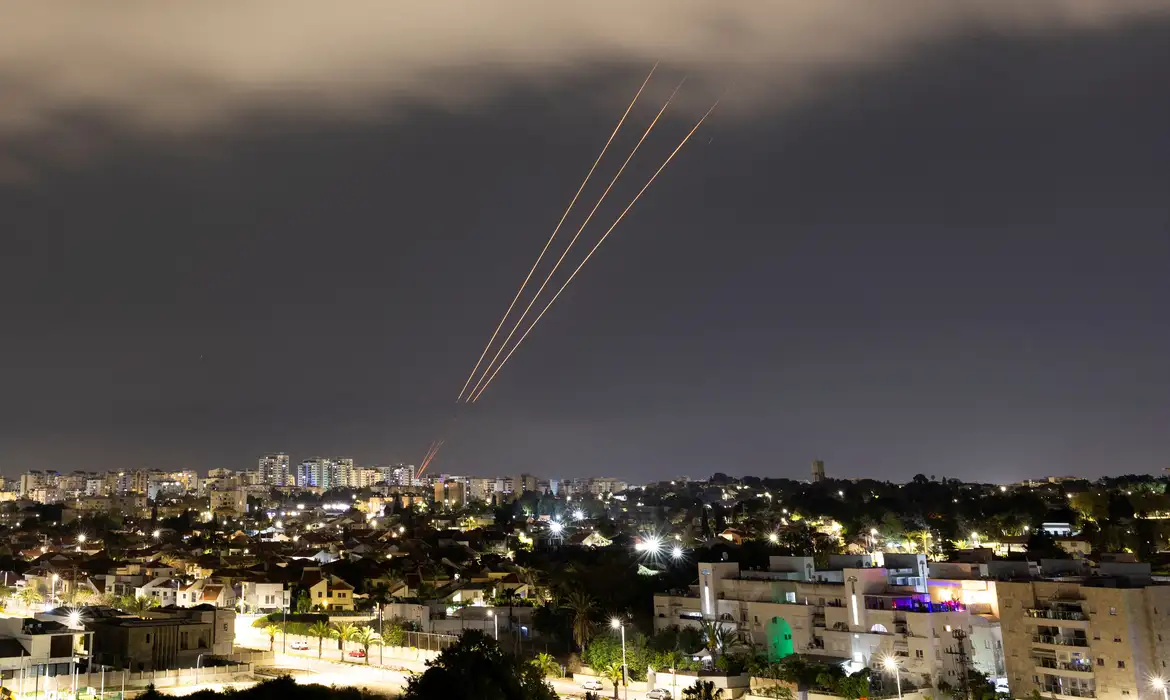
[1,5,1168,481]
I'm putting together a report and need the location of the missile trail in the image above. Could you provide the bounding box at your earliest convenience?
[416,438,445,479]
[454,64,659,403]
[466,79,687,401]
[469,99,721,403]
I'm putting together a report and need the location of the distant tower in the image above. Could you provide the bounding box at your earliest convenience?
[811,460,826,483]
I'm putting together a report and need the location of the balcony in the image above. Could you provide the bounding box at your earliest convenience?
[1041,685,1095,699]
[1032,635,1089,647]
[1025,609,1089,622]
[1034,659,1094,677]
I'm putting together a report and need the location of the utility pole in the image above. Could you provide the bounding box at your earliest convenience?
[946,625,971,700]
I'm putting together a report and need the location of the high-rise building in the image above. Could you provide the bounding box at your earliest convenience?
[997,564,1170,700]
[811,459,826,482]
[258,454,291,487]
[434,479,467,509]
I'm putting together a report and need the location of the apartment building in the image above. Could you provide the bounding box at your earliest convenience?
[654,553,1005,691]
[998,562,1170,700]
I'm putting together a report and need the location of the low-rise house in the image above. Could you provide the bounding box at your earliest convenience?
[89,605,235,671]
[239,579,288,613]
[0,617,91,684]
[300,569,354,611]
[177,579,236,608]
[136,577,182,607]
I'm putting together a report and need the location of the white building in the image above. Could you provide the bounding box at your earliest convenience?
[654,553,1005,691]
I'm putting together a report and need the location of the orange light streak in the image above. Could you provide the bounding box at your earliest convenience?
[469,99,721,402]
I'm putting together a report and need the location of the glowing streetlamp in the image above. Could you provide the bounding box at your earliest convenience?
[671,546,684,561]
[77,534,87,544]
[152,529,161,540]
[883,656,902,700]
[487,610,498,640]
[1151,677,1168,700]
[573,509,586,521]
[51,573,59,607]
[611,618,627,699]
[768,533,779,544]
[549,521,564,535]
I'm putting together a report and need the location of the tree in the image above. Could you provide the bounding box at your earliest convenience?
[683,680,724,700]
[295,590,312,614]
[402,630,557,700]
[16,586,42,608]
[600,661,625,700]
[561,589,598,650]
[307,621,331,658]
[352,626,382,665]
[531,652,561,678]
[331,621,358,651]
[264,624,283,652]
[699,620,742,658]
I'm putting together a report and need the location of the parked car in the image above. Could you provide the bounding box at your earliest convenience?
[646,690,672,700]
[290,641,310,651]
[580,680,603,691]
[348,649,367,658]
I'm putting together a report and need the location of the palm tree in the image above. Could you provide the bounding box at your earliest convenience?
[331,621,358,652]
[16,586,42,609]
[0,585,14,608]
[531,652,561,678]
[699,619,741,658]
[307,621,331,658]
[264,624,282,652]
[123,595,159,617]
[561,589,598,650]
[601,661,625,700]
[683,680,724,700]
[351,626,382,665]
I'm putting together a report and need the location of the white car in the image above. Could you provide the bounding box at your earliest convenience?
[646,690,672,700]
[290,640,310,651]
[580,679,604,691]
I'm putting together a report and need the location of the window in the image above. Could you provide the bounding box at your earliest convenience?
[1118,661,1126,669]
[754,616,759,623]
[916,650,924,659]
[1109,607,1117,616]
[1093,633,1101,640]
[318,592,323,598]
[1004,600,1013,608]
[145,634,151,643]
[1114,636,1122,643]
[1097,658,1104,667]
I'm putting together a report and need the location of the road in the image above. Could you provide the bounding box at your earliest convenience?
[235,627,661,699]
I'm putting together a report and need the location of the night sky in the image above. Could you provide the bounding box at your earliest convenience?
[2,3,1169,482]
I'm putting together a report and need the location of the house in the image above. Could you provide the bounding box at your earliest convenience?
[89,605,235,671]
[0,618,90,683]
[239,580,288,613]
[136,577,182,607]
[300,569,354,611]
[177,579,236,608]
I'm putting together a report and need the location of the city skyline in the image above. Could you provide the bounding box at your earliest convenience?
[3,4,1168,482]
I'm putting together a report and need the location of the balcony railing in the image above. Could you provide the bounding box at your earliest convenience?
[1041,685,1096,698]
[1033,635,1089,647]
[1035,659,1094,673]
[1025,609,1088,621]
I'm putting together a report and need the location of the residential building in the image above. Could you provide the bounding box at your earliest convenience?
[0,617,91,684]
[998,563,1170,700]
[258,454,291,487]
[301,569,354,611]
[239,580,288,614]
[88,606,235,671]
[654,553,1005,691]
[209,480,246,517]
[177,579,237,608]
[435,479,468,509]
[136,577,182,608]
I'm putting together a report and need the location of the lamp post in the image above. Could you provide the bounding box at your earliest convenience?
[610,618,627,700]
[51,573,59,609]
[883,656,903,700]
[488,611,498,640]
[1152,677,1168,700]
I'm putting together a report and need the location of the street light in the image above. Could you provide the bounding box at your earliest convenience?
[51,573,59,608]
[671,546,684,561]
[883,656,903,700]
[611,618,627,699]
[487,610,498,640]
[1151,677,1168,700]
[768,533,779,544]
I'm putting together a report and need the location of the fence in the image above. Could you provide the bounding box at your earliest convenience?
[14,663,258,699]
[397,631,458,653]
